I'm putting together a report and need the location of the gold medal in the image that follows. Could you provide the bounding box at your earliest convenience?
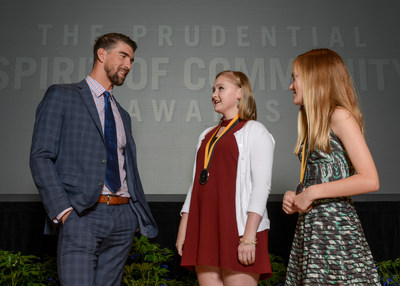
[199,169,209,185]
[296,182,305,195]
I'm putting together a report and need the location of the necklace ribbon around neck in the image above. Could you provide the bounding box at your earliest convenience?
[199,114,240,185]
[296,132,309,195]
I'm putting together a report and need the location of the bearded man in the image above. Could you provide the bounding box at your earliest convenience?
[30,33,157,286]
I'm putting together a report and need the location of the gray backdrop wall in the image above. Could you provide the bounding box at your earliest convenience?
[0,0,399,200]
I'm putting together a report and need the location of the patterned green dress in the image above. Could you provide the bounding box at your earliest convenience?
[285,132,380,285]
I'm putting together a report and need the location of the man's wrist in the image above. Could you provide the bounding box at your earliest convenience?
[54,207,73,224]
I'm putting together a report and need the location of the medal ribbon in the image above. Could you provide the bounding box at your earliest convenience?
[299,132,309,185]
[203,114,240,171]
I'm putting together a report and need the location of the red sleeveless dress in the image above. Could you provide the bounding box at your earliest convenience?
[181,119,272,280]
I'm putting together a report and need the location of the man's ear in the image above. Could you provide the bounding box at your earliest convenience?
[97,48,107,63]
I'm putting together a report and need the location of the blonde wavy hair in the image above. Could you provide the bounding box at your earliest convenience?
[216,70,257,121]
[293,49,364,154]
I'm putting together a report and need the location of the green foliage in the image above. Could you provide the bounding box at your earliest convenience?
[376,257,400,285]
[3,240,400,286]
[122,235,184,286]
[0,250,58,286]
[259,253,286,285]
[0,244,286,286]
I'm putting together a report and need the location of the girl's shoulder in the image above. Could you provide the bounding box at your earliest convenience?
[331,106,352,121]
[331,107,360,138]
[243,119,268,131]
[242,120,275,143]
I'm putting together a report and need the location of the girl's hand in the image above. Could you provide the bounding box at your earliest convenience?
[293,187,314,213]
[282,190,298,214]
[239,213,261,265]
[238,240,256,266]
[175,234,185,257]
[176,213,188,256]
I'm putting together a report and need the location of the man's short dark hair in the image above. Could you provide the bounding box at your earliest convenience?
[93,33,137,58]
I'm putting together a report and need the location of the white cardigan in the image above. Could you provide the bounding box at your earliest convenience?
[181,120,275,236]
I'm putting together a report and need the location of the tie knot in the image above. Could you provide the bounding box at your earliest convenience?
[103,91,111,100]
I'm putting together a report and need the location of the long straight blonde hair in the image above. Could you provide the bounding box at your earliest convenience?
[293,49,364,154]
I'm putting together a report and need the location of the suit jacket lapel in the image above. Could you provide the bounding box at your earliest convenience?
[77,80,105,141]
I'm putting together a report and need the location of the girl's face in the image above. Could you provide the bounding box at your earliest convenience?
[289,66,304,106]
[212,74,241,119]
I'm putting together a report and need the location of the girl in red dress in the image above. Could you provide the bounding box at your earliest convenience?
[176,71,275,286]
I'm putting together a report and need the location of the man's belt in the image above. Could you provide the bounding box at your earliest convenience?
[97,194,130,205]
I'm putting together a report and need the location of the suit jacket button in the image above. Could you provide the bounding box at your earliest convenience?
[98,182,104,187]
[102,160,107,164]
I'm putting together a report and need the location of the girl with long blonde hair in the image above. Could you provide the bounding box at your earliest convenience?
[282,49,380,285]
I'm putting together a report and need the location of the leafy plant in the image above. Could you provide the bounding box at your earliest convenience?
[0,250,58,286]
[39,256,59,285]
[122,235,184,286]
[259,253,286,285]
[3,239,399,286]
[376,257,400,286]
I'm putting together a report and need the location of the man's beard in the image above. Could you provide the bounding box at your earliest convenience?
[105,65,126,86]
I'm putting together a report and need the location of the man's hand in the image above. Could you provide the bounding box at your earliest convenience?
[61,209,72,224]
